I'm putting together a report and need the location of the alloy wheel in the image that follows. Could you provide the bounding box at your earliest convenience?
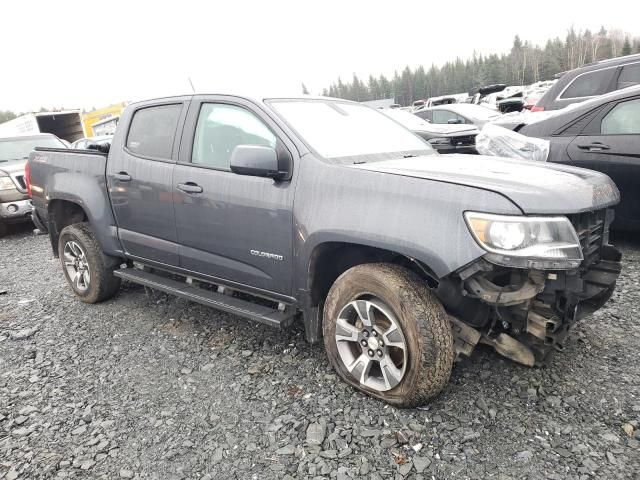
[63,240,91,292]
[334,298,408,392]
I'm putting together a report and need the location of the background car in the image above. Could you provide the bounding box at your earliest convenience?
[381,108,479,154]
[0,134,67,235]
[415,103,502,128]
[532,53,640,112]
[519,85,640,230]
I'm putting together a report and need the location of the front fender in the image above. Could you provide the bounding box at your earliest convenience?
[293,156,523,293]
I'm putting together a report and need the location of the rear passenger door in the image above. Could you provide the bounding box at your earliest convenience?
[173,96,297,295]
[567,96,640,227]
[107,99,189,266]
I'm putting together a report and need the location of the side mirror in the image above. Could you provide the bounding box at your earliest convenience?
[230,145,283,178]
[447,119,462,124]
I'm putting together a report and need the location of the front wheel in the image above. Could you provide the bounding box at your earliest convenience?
[58,223,121,303]
[323,263,454,408]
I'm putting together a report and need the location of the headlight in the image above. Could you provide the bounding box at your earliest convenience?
[0,176,15,191]
[464,212,583,269]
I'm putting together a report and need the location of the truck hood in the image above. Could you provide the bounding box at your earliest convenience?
[353,154,620,214]
[0,159,27,176]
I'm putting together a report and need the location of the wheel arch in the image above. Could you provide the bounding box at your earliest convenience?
[299,240,443,344]
[307,241,440,307]
[47,199,89,257]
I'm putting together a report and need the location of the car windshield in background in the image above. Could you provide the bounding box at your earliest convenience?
[0,137,65,162]
[269,100,434,161]
[382,109,434,130]
[454,104,501,120]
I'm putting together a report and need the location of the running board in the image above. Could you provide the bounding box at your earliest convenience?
[114,268,295,328]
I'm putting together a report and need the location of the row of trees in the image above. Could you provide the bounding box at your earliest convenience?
[0,111,18,124]
[322,27,640,106]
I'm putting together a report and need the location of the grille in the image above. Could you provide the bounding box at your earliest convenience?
[570,209,608,268]
[451,135,476,146]
[14,175,27,191]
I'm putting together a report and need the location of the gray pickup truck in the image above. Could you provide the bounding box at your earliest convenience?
[28,94,622,407]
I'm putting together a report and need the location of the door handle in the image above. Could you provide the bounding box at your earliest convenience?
[177,182,203,194]
[114,172,131,182]
[577,142,610,151]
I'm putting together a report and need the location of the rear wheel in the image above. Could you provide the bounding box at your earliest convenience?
[323,263,454,407]
[58,223,121,303]
[0,221,7,237]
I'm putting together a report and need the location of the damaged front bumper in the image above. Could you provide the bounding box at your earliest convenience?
[440,209,622,366]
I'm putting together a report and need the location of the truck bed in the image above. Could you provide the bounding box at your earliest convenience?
[29,147,122,257]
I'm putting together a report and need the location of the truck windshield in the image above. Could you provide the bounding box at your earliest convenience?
[0,136,66,162]
[269,99,435,161]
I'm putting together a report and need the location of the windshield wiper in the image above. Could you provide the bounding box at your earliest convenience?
[403,154,417,158]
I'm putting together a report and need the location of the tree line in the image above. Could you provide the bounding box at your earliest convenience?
[322,27,640,106]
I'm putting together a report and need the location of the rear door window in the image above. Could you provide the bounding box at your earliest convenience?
[601,98,640,134]
[617,63,640,89]
[560,69,612,99]
[126,104,182,160]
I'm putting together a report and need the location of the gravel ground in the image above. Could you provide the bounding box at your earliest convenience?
[1,223,639,480]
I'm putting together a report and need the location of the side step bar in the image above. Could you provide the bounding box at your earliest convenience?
[114,268,296,328]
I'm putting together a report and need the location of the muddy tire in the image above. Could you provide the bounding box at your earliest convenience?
[323,263,454,408]
[58,223,121,303]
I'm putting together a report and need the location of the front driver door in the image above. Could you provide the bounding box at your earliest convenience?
[173,96,296,296]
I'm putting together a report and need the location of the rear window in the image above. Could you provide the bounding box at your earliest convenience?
[560,69,612,99]
[618,63,640,89]
[414,110,432,121]
[126,104,181,160]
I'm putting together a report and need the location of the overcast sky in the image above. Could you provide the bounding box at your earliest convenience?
[2,0,639,113]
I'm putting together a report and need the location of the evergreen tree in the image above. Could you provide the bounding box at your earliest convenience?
[323,26,639,105]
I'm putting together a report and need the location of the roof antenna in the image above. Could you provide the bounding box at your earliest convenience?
[188,77,196,93]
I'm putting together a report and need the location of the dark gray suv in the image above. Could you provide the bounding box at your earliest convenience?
[533,54,640,112]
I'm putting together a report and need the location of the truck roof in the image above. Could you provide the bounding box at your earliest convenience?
[127,93,346,108]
